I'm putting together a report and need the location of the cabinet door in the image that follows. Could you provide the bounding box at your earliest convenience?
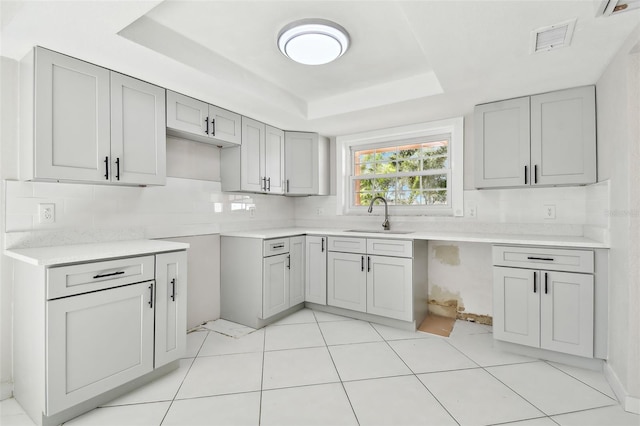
[166,91,208,137]
[540,271,594,357]
[241,117,266,192]
[289,236,305,306]
[155,251,188,368]
[263,254,290,319]
[34,48,111,182]
[284,131,319,195]
[305,236,327,305]
[111,73,166,185]
[46,281,154,414]
[493,267,540,347]
[209,105,242,146]
[474,97,530,188]
[530,86,596,186]
[367,255,413,321]
[327,252,367,312]
[265,126,285,194]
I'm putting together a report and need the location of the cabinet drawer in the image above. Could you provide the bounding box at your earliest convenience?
[367,239,413,258]
[47,255,155,299]
[328,237,366,254]
[492,246,593,273]
[263,238,290,257]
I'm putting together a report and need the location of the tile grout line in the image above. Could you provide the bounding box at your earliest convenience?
[312,309,361,426]
[258,325,267,426]
[544,360,619,401]
[373,323,462,426]
[158,330,209,425]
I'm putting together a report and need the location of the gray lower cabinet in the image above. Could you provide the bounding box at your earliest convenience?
[492,245,595,358]
[305,236,327,305]
[13,250,187,426]
[475,85,596,188]
[326,237,428,324]
[221,235,305,328]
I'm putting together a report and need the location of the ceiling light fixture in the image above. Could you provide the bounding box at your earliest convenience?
[277,19,350,65]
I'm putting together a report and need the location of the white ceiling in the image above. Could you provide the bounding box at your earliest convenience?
[2,1,639,136]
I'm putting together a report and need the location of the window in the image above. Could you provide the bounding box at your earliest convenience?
[336,117,464,216]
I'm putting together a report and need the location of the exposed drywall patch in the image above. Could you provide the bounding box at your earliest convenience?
[433,244,460,266]
[428,284,461,318]
[458,312,493,325]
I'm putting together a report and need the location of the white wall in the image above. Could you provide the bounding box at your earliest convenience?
[596,26,640,412]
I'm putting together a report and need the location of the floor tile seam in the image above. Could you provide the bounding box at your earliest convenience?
[440,335,484,368]
[264,343,328,353]
[545,400,624,417]
[267,321,318,328]
[262,380,343,393]
[486,414,558,426]
[325,339,385,347]
[160,355,200,425]
[380,333,427,378]
[171,390,262,403]
[314,315,361,425]
[480,364,553,418]
[189,331,209,359]
[190,350,268,359]
[258,324,267,426]
[411,370,462,426]
[543,360,619,401]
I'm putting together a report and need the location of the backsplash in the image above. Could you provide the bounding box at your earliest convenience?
[4,177,295,249]
[294,182,610,238]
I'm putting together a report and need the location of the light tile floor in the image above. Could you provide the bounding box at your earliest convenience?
[2,309,639,426]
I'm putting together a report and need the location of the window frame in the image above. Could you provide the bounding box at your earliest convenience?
[336,117,464,217]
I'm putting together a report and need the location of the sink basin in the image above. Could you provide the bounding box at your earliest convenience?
[345,229,414,234]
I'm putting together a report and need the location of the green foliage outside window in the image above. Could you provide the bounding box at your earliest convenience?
[353,139,450,207]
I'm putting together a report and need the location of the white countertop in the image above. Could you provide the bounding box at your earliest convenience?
[5,239,190,266]
[221,227,608,248]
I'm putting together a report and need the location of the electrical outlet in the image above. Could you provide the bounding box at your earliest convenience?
[317,208,324,216]
[544,204,556,220]
[466,205,477,219]
[38,203,55,224]
[249,206,255,217]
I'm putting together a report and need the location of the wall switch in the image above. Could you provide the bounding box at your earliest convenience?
[249,206,255,217]
[38,203,55,224]
[544,204,556,220]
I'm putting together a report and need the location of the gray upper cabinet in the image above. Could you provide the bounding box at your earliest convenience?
[21,47,166,186]
[530,86,596,186]
[474,97,531,188]
[111,72,166,186]
[284,131,330,196]
[475,86,596,189]
[166,90,241,147]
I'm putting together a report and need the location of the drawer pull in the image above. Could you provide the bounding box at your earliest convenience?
[92,271,125,279]
[526,256,554,261]
[271,244,285,250]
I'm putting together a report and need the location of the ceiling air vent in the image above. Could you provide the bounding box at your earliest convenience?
[599,0,640,15]
[530,19,576,53]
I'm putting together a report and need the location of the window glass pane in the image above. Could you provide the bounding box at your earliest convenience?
[398,159,420,172]
[374,161,396,175]
[422,140,448,156]
[422,174,447,189]
[424,190,448,205]
[373,177,395,192]
[358,162,375,175]
[423,156,449,170]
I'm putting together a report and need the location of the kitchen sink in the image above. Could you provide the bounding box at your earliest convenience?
[344,229,414,234]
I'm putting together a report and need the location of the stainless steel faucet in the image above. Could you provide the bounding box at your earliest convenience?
[368,196,390,230]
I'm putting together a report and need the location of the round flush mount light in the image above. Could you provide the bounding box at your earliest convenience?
[277,18,350,65]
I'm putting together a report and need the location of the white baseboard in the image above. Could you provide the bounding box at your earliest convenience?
[604,362,640,414]
[1,381,12,400]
